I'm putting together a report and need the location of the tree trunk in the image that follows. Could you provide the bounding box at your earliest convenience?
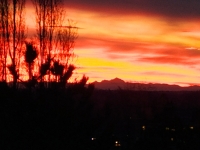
[13,0,17,89]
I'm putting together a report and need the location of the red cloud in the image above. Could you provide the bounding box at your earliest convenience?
[64,0,200,19]
[76,35,200,66]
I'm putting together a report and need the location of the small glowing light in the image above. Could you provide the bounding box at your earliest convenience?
[130,117,132,119]
[190,126,194,130]
[171,129,175,131]
[165,127,169,130]
[115,141,121,147]
[171,138,174,141]
[142,126,145,130]
[91,138,96,141]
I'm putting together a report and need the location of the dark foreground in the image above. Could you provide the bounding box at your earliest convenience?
[1,85,200,149]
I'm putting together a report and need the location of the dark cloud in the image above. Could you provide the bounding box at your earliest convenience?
[64,0,200,19]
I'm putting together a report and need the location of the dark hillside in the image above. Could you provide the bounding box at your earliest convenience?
[1,85,200,149]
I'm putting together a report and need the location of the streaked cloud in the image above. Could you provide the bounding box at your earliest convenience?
[25,1,200,85]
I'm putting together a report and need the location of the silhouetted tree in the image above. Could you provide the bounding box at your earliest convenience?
[0,0,79,89]
[32,0,78,85]
[60,64,75,87]
[50,60,64,81]
[55,20,78,66]
[25,42,37,81]
[32,0,63,82]
[0,0,9,81]
[39,56,52,78]
[0,0,26,89]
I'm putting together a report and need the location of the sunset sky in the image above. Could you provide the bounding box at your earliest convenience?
[26,0,200,86]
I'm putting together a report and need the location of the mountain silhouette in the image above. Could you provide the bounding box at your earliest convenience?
[92,78,200,91]
[93,78,126,90]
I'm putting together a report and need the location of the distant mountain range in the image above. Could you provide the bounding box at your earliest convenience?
[92,78,200,91]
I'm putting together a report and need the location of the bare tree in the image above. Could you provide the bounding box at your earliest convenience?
[0,0,78,88]
[32,0,78,86]
[32,0,62,82]
[0,0,9,81]
[55,20,78,66]
[52,21,78,84]
[0,0,26,88]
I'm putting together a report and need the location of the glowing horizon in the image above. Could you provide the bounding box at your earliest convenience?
[25,1,200,86]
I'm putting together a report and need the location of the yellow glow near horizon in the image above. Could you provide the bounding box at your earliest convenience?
[24,6,200,86]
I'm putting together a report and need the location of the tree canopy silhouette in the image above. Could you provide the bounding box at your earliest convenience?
[0,0,81,89]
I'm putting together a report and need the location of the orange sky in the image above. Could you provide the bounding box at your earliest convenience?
[26,1,200,86]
